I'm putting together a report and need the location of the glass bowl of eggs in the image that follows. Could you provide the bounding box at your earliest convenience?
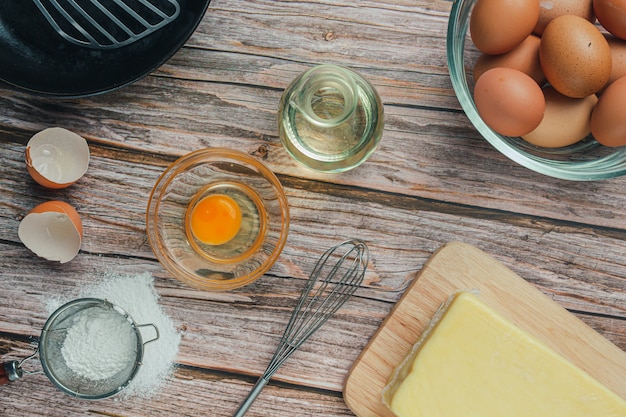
[146,148,290,291]
[447,0,626,180]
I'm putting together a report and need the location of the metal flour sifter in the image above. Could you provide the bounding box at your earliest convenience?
[1,298,159,399]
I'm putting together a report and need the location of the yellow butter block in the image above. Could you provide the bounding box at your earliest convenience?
[382,291,626,417]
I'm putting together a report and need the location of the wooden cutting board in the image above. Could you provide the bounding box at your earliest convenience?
[343,241,626,417]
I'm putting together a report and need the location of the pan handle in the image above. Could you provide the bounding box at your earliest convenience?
[1,361,23,385]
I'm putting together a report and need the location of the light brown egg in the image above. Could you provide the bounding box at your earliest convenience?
[470,0,540,55]
[18,201,83,263]
[590,76,626,147]
[533,0,595,35]
[540,15,611,98]
[593,0,626,40]
[522,87,597,147]
[474,67,545,137]
[473,35,545,84]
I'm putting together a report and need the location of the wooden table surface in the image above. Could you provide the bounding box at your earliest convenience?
[1,1,625,416]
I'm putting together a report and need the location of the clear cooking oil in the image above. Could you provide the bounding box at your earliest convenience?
[278,64,384,172]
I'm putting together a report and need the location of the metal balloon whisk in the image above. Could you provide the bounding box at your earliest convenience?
[233,239,369,417]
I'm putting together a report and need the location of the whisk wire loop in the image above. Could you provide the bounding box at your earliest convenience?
[279,240,366,351]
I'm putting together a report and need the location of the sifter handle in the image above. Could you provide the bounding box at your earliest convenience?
[1,361,23,385]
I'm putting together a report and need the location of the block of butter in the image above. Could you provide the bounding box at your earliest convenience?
[382,291,626,417]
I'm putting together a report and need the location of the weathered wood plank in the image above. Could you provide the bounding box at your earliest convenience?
[1,0,625,415]
[1,139,626,316]
[0,0,622,233]
[166,0,457,108]
[3,88,626,233]
[2,202,625,394]
[1,340,354,417]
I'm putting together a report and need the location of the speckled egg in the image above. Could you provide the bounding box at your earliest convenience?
[540,15,611,98]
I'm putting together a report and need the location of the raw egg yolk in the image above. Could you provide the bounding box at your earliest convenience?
[190,194,242,245]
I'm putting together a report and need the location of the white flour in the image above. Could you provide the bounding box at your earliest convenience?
[61,306,137,381]
[47,272,181,399]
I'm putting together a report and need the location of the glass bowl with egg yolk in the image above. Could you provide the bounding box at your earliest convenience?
[146,148,289,291]
[447,0,626,180]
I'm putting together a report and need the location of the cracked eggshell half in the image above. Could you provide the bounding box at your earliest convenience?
[25,127,90,189]
[18,201,83,263]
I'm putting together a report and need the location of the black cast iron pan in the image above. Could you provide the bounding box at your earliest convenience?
[0,1,211,98]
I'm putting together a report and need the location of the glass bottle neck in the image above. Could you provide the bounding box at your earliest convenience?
[290,65,358,128]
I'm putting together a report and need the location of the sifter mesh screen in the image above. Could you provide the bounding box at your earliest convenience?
[39,298,143,399]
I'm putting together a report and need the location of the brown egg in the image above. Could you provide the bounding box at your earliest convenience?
[540,15,612,98]
[590,76,626,147]
[522,87,597,147]
[593,0,626,40]
[470,0,540,55]
[533,0,595,35]
[473,35,545,84]
[605,35,626,87]
[474,67,545,137]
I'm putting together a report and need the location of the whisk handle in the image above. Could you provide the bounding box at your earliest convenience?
[1,361,22,385]
[232,376,269,417]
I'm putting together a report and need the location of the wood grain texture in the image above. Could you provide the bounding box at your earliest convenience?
[0,0,625,416]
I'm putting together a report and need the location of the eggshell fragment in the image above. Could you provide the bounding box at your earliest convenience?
[590,76,626,147]
[26,127,90,189]
[18,201,83,263]
[522,87,598,148]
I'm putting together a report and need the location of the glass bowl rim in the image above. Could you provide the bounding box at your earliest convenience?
[146,147,290,291]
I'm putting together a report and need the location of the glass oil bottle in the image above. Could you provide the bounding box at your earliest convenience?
[278,64,384,172]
